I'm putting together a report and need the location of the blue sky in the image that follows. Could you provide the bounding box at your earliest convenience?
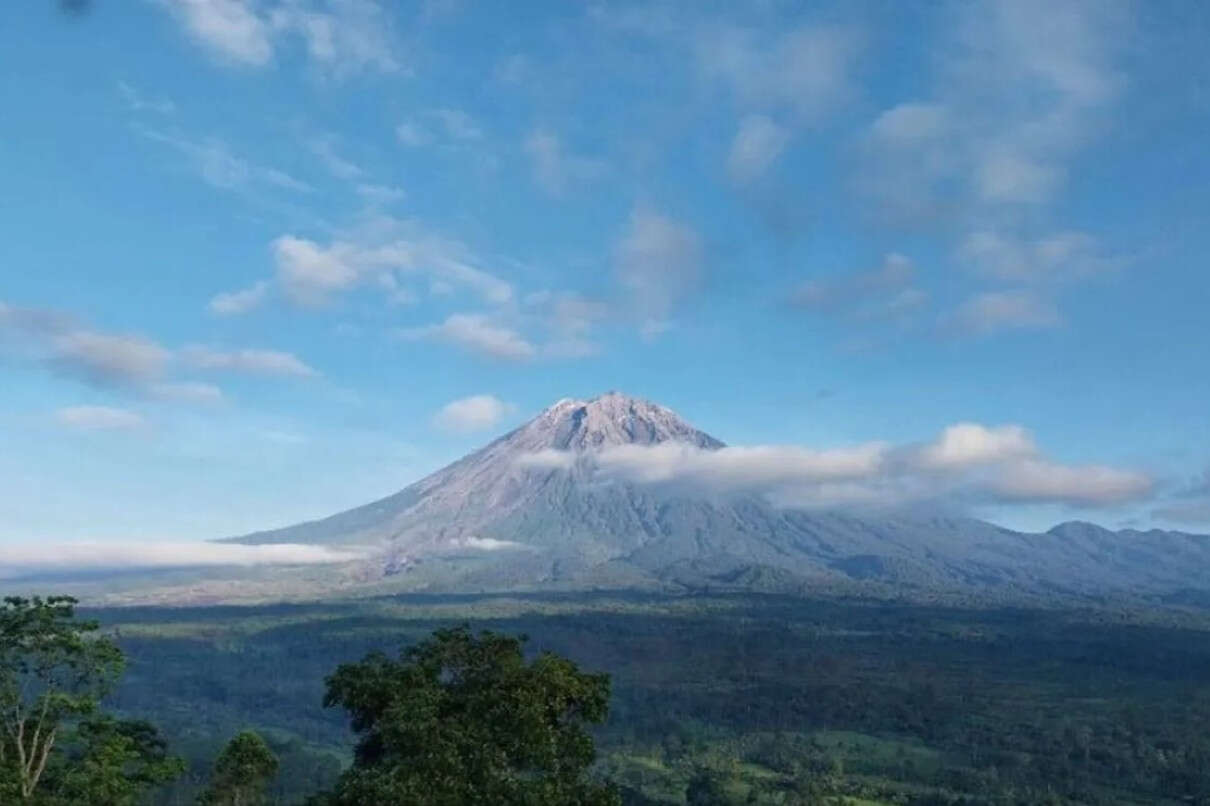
[1,0,1208,545]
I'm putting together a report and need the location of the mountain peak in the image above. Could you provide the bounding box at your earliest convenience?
[522,392,723,450]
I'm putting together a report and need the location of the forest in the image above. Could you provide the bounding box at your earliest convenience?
[5,590,1210,804]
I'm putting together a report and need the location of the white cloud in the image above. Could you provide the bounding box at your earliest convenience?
[946,290,1062,336]
[957,230,1114,284]
[0,540,367,578]
[208,280,270,315]
[917,423,1036,469]
[524,130,605,196]
[54,406,145,431]
[515,448,578,471]
[861,0,1127,217]
[517,420,1152,510]
[1,301,317,395]
[169,0,274,66]
[165,0,400,76]
[399,314,535,361]
[49,330,171,387]
[181,346,318,377]
[698,24,861,122]
[433,395,515,433]
[272,235,362,305]
[615,209,703,336]
[139,128,313,194]
[857,0,1129,337]
[727,115,790,184]
[0,302,167,387]
[269,228,514,308]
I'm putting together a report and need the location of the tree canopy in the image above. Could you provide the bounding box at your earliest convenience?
[198,730,279,806]
[0,595,182,805]
[318,625,620,805]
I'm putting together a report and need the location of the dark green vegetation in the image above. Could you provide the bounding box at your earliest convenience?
[0,596,184,805]
[316,626,617,805]
[198,731,278,806]
[83,592,1210,805]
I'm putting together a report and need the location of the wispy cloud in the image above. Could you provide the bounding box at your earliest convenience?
[398,314,536,361]
[524,130,605,196]
[181,346,319,378]
[54,405,145,431]
[957,230,1119,284]
[396,108,485,149]
[138,127,313,194]
[307,134,363,180]
[1152,467,1210,525]
[208,281,270,315]
[726,115,790,184]
[791,253,927,324]
[944,290,1062,336]
[117,81,175,114]
[859,0,1128,219]
[262,225,514,309]
[0,300,316,390]
[855,0,1132,334]
[697,24,862,123]
[614,209,703,338]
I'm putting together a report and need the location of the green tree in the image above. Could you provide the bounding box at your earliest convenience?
[317,625,619,805]
[45,715,185,805]
[198,731,279,806]
[685,767,732,805]
[0,596,125,803]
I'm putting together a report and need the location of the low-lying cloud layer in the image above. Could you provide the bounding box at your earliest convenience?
[518,422,1151,510]
[0,541,367,579]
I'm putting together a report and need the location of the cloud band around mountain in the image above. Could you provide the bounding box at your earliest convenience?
[517,422,1152,509]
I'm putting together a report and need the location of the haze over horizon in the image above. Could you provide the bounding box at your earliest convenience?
[3,0,1209,554]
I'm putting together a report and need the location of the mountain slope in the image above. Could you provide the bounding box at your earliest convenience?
[219,392,1210,599]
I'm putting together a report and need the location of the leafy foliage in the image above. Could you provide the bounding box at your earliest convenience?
[41,715,185,805]
[0,596,129,803]
[198,730,278,806]
[317,625,620,805]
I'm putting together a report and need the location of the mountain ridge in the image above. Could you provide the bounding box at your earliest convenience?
[218,392,1210,600]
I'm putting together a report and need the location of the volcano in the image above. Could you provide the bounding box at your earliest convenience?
[220,392,1210,599]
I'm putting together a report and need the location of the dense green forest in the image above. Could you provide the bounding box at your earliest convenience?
[9,591,1210,804]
